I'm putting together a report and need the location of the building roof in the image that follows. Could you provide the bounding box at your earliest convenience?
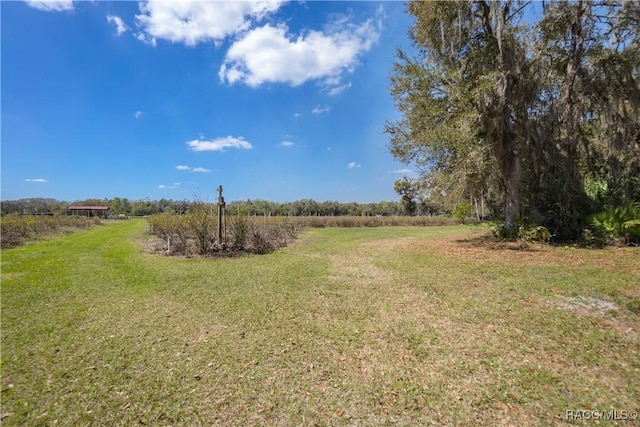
[68,206,110,210]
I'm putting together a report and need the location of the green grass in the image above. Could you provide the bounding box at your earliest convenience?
[1,220,639,426]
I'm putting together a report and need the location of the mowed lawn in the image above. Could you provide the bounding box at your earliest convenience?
[1,220,639,426]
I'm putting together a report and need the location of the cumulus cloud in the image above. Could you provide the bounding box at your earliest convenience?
[176,165,190,171]
[135,0,283,46]
[25,0,73,12]
[280,141,294,148]
[107,15,128,36]
[312,105,331,115]
[219,15,380,89]
[186,136,253,152]
[133,1,382,92]
[134,110,143,119]
[347,162,361,169]
[191,167,211,173]
[25,178,48,183]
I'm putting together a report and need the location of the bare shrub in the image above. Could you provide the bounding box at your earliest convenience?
[0,215,25,248]
[146,210,459,258]
[228,210,249,250]
[277,219,300,240]
[1,215,31,244]
[0,214,95,248]
[148,214,190,254]
[248,227,274,254]
[186,202,215,255]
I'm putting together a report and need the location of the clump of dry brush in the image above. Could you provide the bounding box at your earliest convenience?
[147,208,300,257]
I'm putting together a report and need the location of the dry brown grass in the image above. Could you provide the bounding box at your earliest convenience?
[429,232,640,275]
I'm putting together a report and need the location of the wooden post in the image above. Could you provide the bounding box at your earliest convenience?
[217,185,225,244]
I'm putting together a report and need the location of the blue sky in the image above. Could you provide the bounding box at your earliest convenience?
[1,0,415,203]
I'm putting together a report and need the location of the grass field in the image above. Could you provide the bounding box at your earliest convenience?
[1,219,639,426]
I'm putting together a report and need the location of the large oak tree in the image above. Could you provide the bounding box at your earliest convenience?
[387,0,639,238]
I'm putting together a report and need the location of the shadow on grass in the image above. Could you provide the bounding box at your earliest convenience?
[453,234,545,252]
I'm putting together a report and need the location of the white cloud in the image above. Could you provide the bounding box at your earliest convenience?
[158,182,180,189]
[134,110,143,119]
[136,32,157,47]
[134,1,381,92]
[176,165,212,172]
[392,168,415,175]
[107,15,128,36]
[219,14,381,88]
[293,112,301,119]
[25,0,73,12]
[186,136,253,152]
[328,82,352,96]
[280,141,294,148]
[135,1,284,47]
[347,162,361,169]
[25,178,48,183]
[312,105,331,115]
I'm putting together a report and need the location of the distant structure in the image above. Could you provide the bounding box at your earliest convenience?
[68,205,109,218]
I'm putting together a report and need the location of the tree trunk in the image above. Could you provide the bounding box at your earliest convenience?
[503,142,522,233]
[563,1,585,187]
[486,1,522,234]
[500,68,521,234]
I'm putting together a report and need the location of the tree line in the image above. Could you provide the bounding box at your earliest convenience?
[386,0,639,240]
[0,197,440,218]
[0,198,189,217]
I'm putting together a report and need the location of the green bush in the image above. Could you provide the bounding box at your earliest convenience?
[518,225,551,243]
[454,201,472,223]
[490,219,551,243]
[587,202,640,245]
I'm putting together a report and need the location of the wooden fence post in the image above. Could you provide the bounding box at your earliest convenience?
[217,185,226,244]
